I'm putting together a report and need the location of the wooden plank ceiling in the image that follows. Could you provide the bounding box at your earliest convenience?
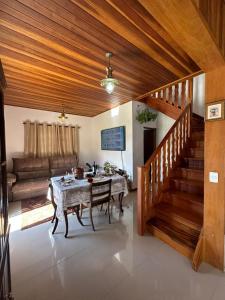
[0,0,200,117]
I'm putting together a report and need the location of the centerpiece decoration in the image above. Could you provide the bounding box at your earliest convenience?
[103,162,117,176]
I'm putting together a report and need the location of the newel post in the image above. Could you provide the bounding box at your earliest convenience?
[137,166,145,236]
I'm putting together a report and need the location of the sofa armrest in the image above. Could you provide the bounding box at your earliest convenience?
[7,173,16,185]
[7,173,16,202]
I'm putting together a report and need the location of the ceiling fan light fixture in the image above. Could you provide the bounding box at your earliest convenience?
[100,52,119,94]
[58,105,68,122]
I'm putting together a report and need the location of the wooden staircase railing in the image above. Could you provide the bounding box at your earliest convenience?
[148,77,193,109]
[137,74,198,119]
[137,104,192,235]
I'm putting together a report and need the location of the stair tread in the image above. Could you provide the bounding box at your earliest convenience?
[156,202,202,229]
[149,217,197,249]
[168,190,203,204]
[178,167,204,173]
[171,177,203,186]
[184,157,204,161]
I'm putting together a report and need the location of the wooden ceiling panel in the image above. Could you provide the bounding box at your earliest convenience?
[0,0,200,116]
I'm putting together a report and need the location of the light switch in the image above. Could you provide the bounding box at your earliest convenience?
[209,172,219,183]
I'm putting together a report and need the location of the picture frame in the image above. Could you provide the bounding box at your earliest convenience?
[205,100,225,121]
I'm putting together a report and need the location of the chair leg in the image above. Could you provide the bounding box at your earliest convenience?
[89,207,95,232]
[108,202,111,224]
[52,216,59,235]
[64,210,69,238]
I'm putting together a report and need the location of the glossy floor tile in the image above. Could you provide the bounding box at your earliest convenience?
[9,192,225,300]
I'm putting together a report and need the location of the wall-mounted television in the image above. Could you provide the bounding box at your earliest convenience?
[101,126,126,151]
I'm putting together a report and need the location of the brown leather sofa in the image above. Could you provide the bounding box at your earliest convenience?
[8,155,78,201]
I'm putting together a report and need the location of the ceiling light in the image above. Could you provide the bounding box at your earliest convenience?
[58,105,68,122]
[100,52,119,94]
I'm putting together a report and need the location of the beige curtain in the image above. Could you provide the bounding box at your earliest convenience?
[24,121,79,158]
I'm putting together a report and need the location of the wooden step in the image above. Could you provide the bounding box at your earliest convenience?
[171,177,203,195]
[163,190,203,215]
[191,118,204,131]
[191,131,204,141]
[183,157,204,170]
[174,168,204,181]
[189,148,204,159]
[190,140,204,148]
[155,202,202,232]
[147,217,196,258]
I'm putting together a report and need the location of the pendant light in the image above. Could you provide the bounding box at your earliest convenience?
[100,52,119,94]
[58,105,68,122]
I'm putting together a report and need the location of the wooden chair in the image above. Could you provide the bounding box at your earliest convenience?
[82,179,112,231]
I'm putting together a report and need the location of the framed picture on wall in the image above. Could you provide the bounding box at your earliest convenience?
[206,101,225,121]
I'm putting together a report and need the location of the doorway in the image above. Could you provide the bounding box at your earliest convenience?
[144,128,156,164]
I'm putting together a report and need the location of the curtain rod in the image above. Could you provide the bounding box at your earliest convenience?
[23,121,80,129]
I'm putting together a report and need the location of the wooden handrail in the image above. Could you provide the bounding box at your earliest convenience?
[145,104,191,168]
[136,70,202,101]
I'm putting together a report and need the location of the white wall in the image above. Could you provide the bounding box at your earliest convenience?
[156,112,175,145]
[91,102,133,182]
[193,73,205,117]
[132,101,157,188]
[4,105,93,171]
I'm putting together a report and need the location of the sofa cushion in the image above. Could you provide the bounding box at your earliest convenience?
[49,155,78,169]
[12,178,49,194]
[15,170,50,181]
[13,157,49,172]
[50,168,69,177]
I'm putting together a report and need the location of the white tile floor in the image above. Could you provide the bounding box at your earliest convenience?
[9,192,225,300]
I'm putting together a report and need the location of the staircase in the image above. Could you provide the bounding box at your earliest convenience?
[137,76,204,271]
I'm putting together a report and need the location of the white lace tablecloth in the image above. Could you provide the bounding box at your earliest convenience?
[48,174,128,218]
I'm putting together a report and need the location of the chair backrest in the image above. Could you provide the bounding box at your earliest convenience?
[90,179,112,204]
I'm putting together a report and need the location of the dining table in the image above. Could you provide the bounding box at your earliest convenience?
[48,173,128,237]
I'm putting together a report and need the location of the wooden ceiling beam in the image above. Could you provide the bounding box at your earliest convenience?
[0,25,151,88]
[4,100,97,117]
[105,0,198,73]
[72,0,193,77]
[1,0,173,84]
[139,0,225,71]
[0,0,203,116]
[5,91,110,112]
[4,67,137,100]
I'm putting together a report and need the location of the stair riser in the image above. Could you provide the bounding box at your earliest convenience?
[163,195,203,215]
[174,169,204,181]
[191,118,204,126]
[191,125,204,131]
[171,180,203,195]
[147,225,194,259]
[184,158,204,170]
[191,131,204,140]
[189,149,204,159]
[190,141,204,148]
[151,218,199,246]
